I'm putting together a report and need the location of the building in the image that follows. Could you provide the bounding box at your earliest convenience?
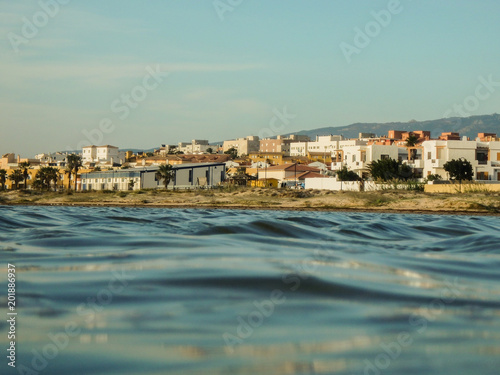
[82,145,125,165]
[35,152,70,166]
[177,140,211,154]
[330,144,400,178]
[259,134,310,155]
[223,136,260,157]
[422,138,500,181]
[80,162,226,191]
[257,163,322,183]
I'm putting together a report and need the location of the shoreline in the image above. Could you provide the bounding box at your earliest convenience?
[2,201,500,217]
[1,188,499,216]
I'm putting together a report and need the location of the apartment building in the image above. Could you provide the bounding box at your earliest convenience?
[422,137,500,181]
[82,145,125,165]
[259,134,310,155]
[223,136,260,156]
[177,140,211,154]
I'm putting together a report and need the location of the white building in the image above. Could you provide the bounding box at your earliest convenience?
[422,138,500,181]
[178,140,211,154]
[35,152,71,166]
[290,135,345,156]
[331,144,400,178]
[82,145,125,165]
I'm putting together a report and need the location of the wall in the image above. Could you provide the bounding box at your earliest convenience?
[305,178,361,191]
[424,183,500,193]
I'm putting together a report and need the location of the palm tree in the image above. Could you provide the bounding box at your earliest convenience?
[155,164,175,189]
[0,169,7,190]
[67,154,82,191]
[34,167,60,190]
[405,133,419,147]
[19,162,31,190]
[9,169,24,190]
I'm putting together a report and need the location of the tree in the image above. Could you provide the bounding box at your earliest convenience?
[8,169,24,190]
[444,158,473,182]
[66,154,82,191]
[337,166,361,181]
[155,164,175,189]
[0,169,7,190]
[19,162,31,190]
[206,147,213,154]
[224,147,238,159]
[34,167,59,190]
[368,158,413,181]
[405,133,419,147]
[426,174,442,182]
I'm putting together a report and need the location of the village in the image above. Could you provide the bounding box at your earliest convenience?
[1,129,500,193]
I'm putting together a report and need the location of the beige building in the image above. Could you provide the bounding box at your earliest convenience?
[223,136,260,157]
[259,135,310,155]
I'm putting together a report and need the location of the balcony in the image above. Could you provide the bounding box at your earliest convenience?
[430,159,444,168]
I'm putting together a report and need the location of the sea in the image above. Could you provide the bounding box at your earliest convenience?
[1,205,499,375]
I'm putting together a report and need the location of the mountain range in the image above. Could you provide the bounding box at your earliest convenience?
[292,113,500,140]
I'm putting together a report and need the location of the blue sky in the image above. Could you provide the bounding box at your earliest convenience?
[1,0,500,156]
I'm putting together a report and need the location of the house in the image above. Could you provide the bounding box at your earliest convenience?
[177,140,211,154]
[80,162,226,191]
[422,137,500,181]
[257,163,322,183]
[259,134,310,155]
[82,145,125,165]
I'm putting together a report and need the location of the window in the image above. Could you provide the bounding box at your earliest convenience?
[381,154,389,160]
[477,172,489,180]
[428,152,432,160]
[497,152,500,161]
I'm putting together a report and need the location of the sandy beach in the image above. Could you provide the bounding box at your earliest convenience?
[1,188,499,215]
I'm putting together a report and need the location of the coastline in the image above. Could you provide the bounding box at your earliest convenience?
[1,188,499,216]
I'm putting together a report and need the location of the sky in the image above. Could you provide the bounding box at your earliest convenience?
[1,0,500,156]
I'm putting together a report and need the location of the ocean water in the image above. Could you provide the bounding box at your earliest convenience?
[1,206,500,375]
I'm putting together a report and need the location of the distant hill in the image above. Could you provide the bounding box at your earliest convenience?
[291,113,500,140]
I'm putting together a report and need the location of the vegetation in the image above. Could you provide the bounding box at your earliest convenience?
[155,164,175,189]
[368,158,413,181]
[426,174,442,182]
[8,169,23,190]
[0,169,7,190]
[444,158,474,182]
[405,133,419,147]
[33,167,59,191]
[67,154,82,190]
[19,162,31,190]
[224,147,238,159]
[206,147,213,154]
[336,166,361,181]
